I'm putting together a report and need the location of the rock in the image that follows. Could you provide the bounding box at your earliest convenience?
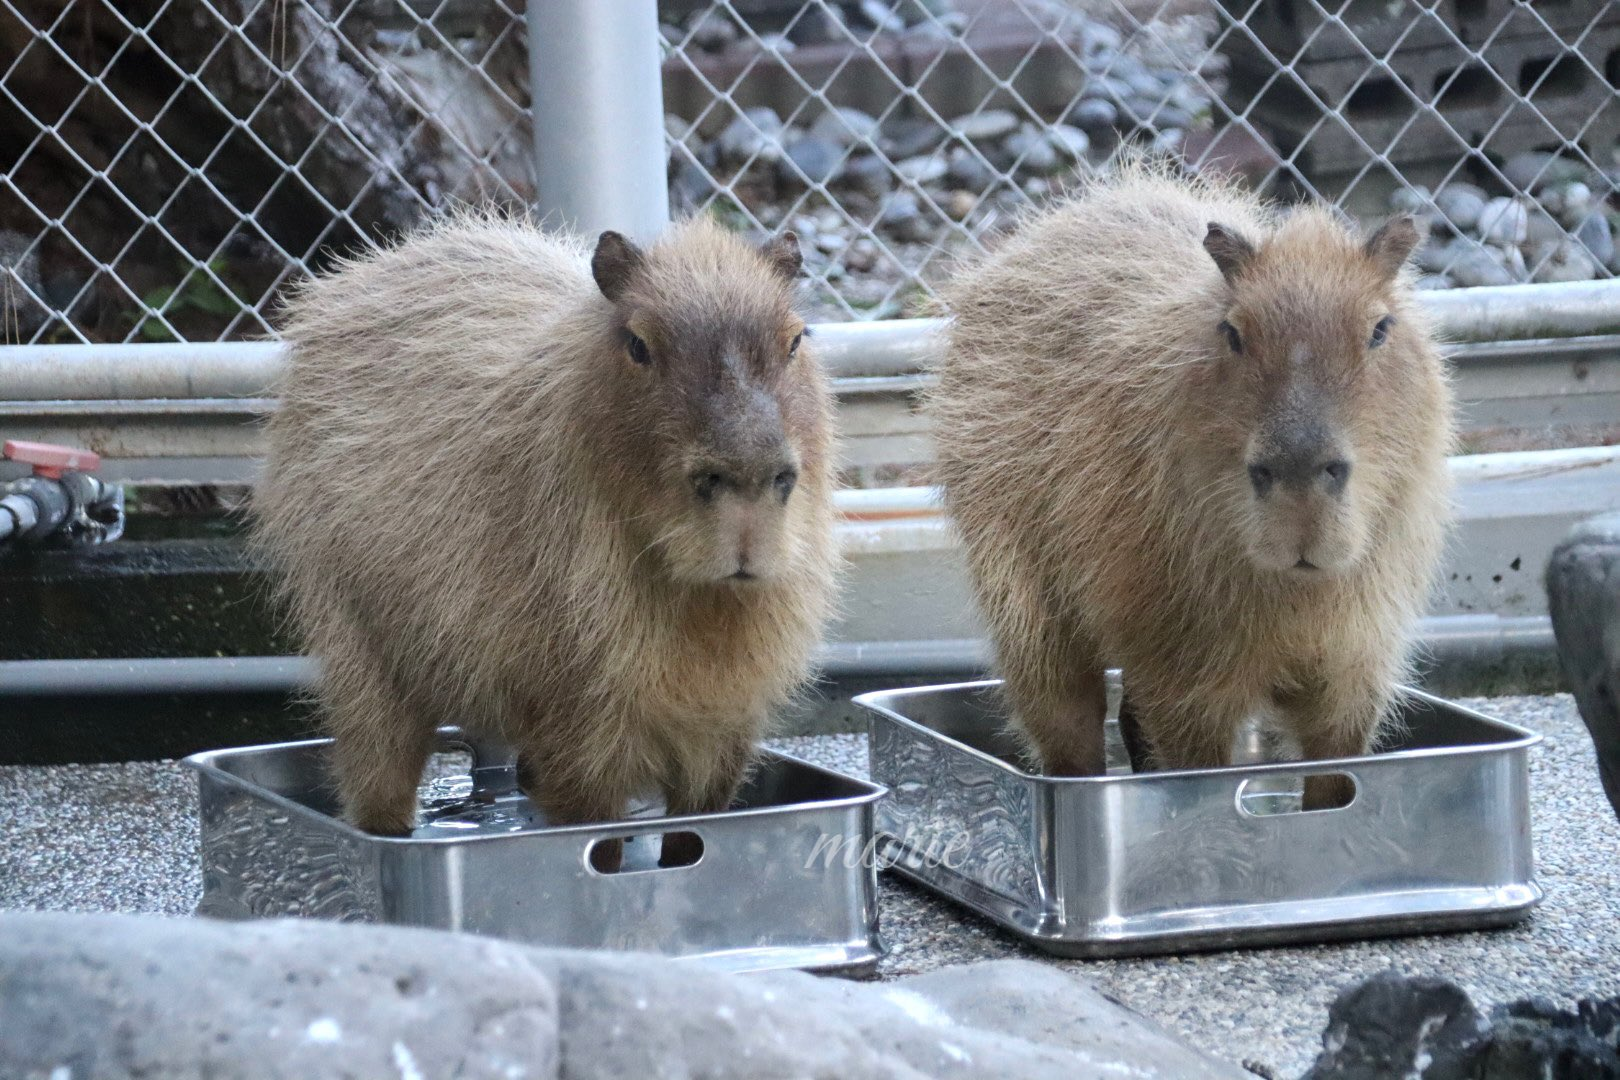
[1504,151,1596,193]
[1429,240,1517,287]
[1068,97,1119,131]
[1083,21,1123,54]
[945,145,997,191]
[845,237,879,272]
[943,189,976,221]
[856,0,905,33]
[0,912,1255,1080]
[896,153,948,185]
[1478,196,1528,245]
[1144,104,1196,132]
[1302,972,1491,1078]
[1390,185,1432,214]
[1525,207,1565,247]
[952,108,1020,144]
[810,106,880,149]
[815,231,848,254]
[1547,513,1620,821]
[1304,971,1620,1078]
[882,117,948,160]
[1543,180,1594,227]
[1023,176,1053,199]
[1415,273,1455,290]
[685,8,739,51]
[1529,239,1598,283]
[754,32,795,54]
[843,153,894,197]
[1151,128,1186,155]
[878,190,934,242]
[783,135,844,186]
[1081,74,1135,106]
[1006,125,1061,176]
[876,961,1253,1078]
[1573,211,1616,267]
[1047,124,1090,162]
[718,106,786,164]
[1434,185,1486,231]
[0,912,558,1080]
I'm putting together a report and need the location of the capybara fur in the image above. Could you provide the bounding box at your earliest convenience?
[256,215,838,858]
[930,165,1453,805]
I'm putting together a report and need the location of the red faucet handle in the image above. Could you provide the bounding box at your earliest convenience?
[3,439,101,480]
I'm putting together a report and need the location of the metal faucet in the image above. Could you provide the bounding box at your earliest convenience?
[0,439,125,547]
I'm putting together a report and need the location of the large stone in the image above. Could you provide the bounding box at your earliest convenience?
[0,912,559,1079]
[1303,971,1620,1078]
[0,912,1252,1080]
[1546,512,1620,820]
[1302,972,1489,1078]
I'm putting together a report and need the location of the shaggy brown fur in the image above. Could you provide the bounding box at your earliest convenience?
[256,215,838,855]
[931,166,1454,803]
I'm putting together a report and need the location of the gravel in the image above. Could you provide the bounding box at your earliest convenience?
[3,694,1616,1079]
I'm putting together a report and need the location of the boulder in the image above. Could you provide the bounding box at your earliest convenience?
[1546,512,1620,820]
[0,911,1251,1079]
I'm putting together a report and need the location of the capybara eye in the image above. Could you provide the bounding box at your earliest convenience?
[789,333,803,357]
[1218,320,1243,354]
[626,333,651,366]
[1369,316,1394,349]
[691,471,723,502]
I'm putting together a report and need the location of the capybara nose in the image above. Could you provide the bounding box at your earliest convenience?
[1248,455,1351,497]
[689,461,798,502]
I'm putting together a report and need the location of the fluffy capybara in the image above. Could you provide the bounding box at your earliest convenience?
[931,165,1453,806]
[256,215,838,859]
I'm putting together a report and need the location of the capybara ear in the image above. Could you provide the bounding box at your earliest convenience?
[760,231,803,281]
[592,231,645,301]
[1203,223,1256,283]
[1364,215,1421,278]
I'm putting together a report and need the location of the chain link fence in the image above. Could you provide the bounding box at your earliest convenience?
[3,0,1618,340]
[1,0,531,344]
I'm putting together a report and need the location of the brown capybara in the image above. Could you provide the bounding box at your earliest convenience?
[930,165,1454,805]
[255,215,838,860]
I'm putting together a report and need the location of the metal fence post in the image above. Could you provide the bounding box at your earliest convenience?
[527,0,671,244]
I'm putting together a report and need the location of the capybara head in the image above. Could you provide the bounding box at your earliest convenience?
[1194,211,1423,576]
[590,221,825,586]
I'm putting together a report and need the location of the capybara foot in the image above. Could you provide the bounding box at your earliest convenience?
[588,837,625,873]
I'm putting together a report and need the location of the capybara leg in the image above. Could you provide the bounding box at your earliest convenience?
[1131,690,1246,773]
[1010,661,1108,776]
[517,749,630,872]
[991,597,1107,775]
[323,653,436,836]
[1275,671,1389,810]
[659,732,756,867]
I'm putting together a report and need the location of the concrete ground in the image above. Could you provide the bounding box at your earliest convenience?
[2,693,1616,1078]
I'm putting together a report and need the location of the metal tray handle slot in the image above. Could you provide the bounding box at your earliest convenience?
[1235,770,1358,816]
[586,829,706,875]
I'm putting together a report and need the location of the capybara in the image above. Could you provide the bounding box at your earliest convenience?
[256,215,838,858]
[930,165,1453,805]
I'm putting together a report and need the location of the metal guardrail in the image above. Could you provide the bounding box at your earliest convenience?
[3,279,1619,485]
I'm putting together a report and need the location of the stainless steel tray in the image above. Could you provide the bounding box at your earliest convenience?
[856,679,1541,957]
[186,731,886,974]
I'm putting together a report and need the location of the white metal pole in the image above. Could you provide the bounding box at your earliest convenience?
[527,0,670,244]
